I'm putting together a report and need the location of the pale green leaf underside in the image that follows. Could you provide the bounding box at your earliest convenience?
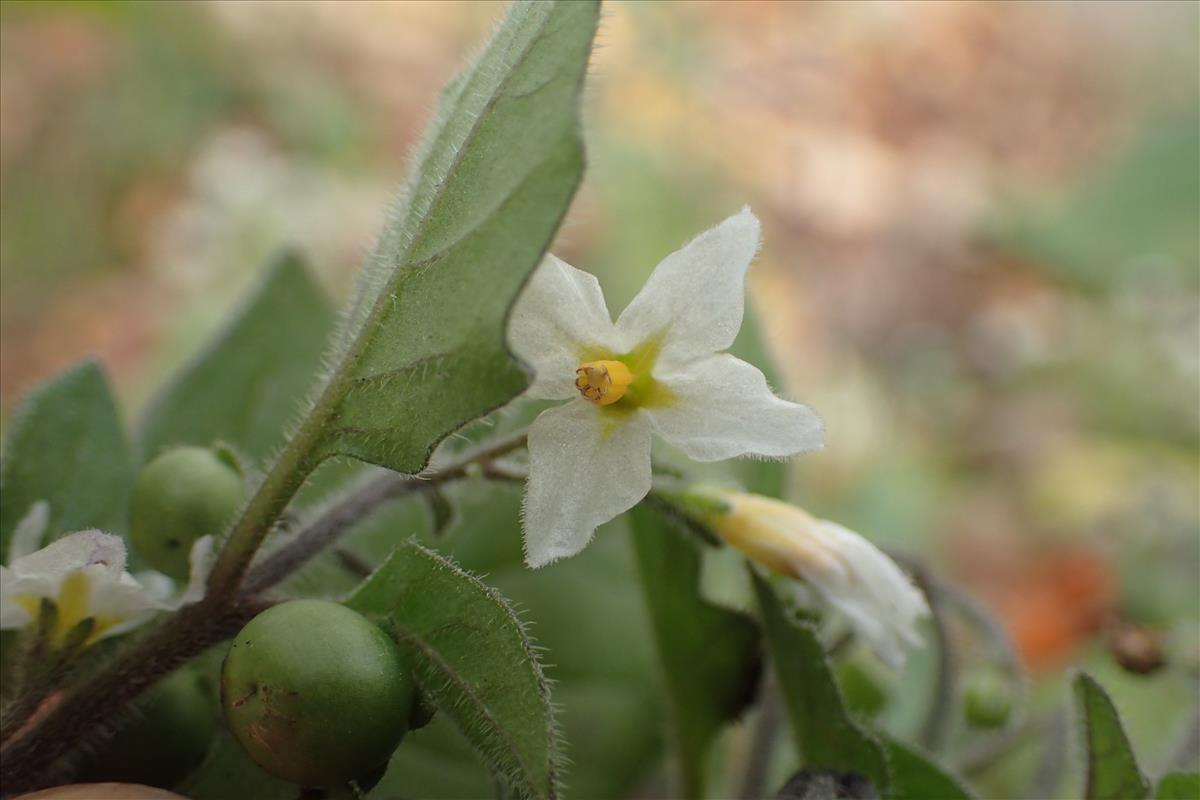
[0,360,134,556]
[1074,672,1151,800]
[630,504,760,800]
[347,540,560,800]
[318,0,599,475]
[751,572,891,796]
[138,251,335,464]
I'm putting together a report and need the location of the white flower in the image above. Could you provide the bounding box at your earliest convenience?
[711,491,928,669]
[509,207,823,567]
[0,502,213,647]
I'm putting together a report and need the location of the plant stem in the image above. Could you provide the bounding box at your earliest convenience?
[738,671,783,800]
[244,430,527,594]
[913,565,955,753]
[885,550,958,754]
[204,406,331,598]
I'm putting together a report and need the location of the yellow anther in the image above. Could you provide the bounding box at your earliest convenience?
[575,359,634,406]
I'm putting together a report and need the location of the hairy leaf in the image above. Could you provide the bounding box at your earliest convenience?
[1074,672,1150,800]
[313,0,599,475]
[883,737,975,800]
[751,572,890,796]
[138,251,335,464]
[630,503,761,799]
[347,540,560,800]
[0,360,134,556]
[1156,772,1200,800]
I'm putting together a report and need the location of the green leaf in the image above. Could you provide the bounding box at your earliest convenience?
[0,360,135,556]
[138,251,335,464]
[346,540,560,800]
[751,572,890,796]
[629,503,760,799]
[1073,672,1151,800]
[314,0,598,474]
[1156,772,1200,800]
[883,737,975,800]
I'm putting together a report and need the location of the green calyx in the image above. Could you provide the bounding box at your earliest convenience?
[659,483,734,526]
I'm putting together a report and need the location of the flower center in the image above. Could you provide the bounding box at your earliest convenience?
[575,359,633,406]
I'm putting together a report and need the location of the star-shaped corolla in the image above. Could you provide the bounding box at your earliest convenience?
[713,491,928,669]
[509,207,823,567]
[0,503,213,647]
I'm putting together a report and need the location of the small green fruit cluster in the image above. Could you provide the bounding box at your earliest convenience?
[130,446,244,580]
[221,600,414,787]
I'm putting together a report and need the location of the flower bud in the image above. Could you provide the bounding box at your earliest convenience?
[130,446,243,580]
[686,487,929,670]
[221,600,414,786]
[77,668,215,789]
[963,668,1014,729]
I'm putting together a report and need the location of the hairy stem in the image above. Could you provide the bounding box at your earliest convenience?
[245,430,528,594]
[205,404,331,598]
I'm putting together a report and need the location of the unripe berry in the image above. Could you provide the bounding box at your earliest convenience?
[77,669,215,788]
[130,446,243,580]
[964,668,1015,729]
[221,600,414,787]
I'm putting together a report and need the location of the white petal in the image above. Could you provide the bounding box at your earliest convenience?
[509,255,621,400]
[88,574,162,639]
[8,501,50,563]
[175,535,215,608]
[134,571,177,605]
[808,521,928,669]
[647,354,823,461]
[615,207,760,366]
[523,400,652,567]
[0,566,35,628]
[8,530,127,581]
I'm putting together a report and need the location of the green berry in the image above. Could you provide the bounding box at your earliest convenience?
[964,669,1015,729]
[221,600,414,787]
[130,446,243,579]
[77,668,215,788]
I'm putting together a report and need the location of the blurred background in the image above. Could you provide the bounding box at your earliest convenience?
[1,1,1197,796]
